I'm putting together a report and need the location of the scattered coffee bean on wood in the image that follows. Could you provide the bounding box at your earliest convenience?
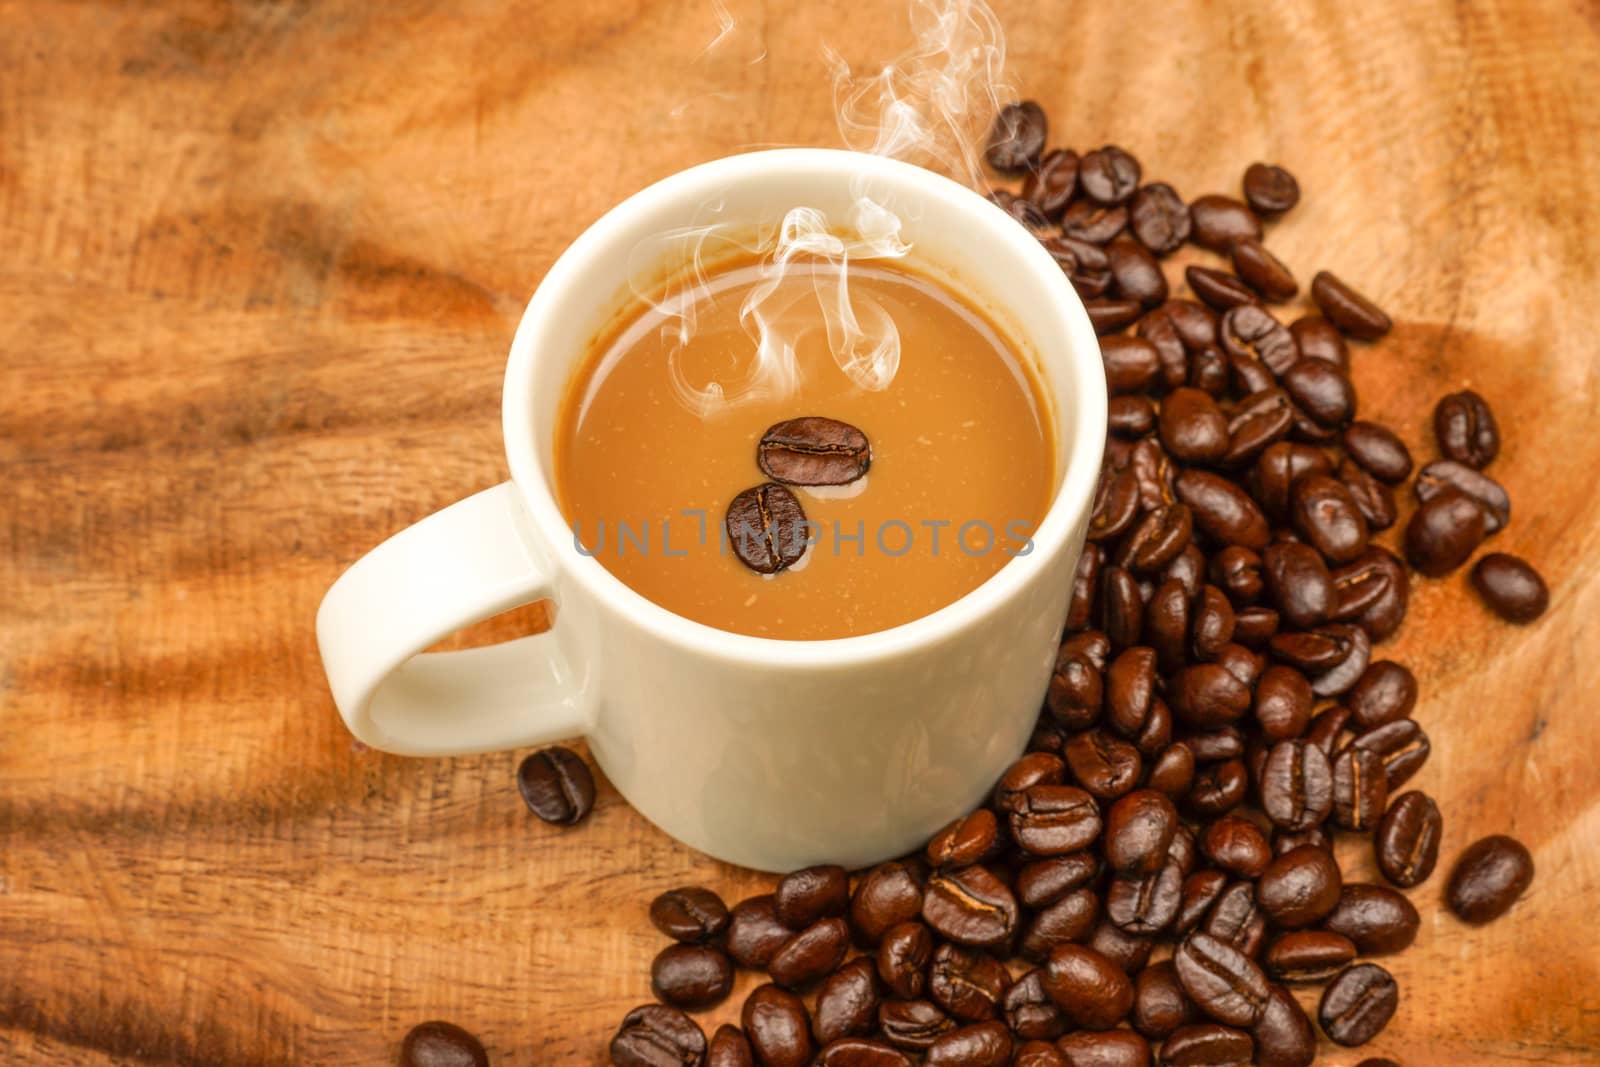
[399,1021,489,1067]
[1447,834,1535,924]
[1471,552,1549,622]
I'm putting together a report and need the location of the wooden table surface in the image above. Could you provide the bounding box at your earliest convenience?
[3,0,1599,1063]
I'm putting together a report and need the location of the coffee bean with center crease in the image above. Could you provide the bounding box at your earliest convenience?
[1131,437,1179,510]
[768,917,849,990]
[1343,421,1413,483]
[1130,182,1192,254]
[1062,200,1129,244]
[517,747,596,825]
[1265,929,1358,986]
[877,922,934,999]
[1160,388,1230,464]
[1162,1023,1254,1067]
[995,752,1066,809]
[401,1021,488,1067]
[1447,834,1535,923]
[1138,305,1190,388]
[1108,234,1169,307]
[1187,266,1258,312]
[922,865,1020,948]
[1105,789,1179,875]
[758,417,870,487]
[1290,475,1368,564]
[1018,853,1101,909]
[1176,871,1228,936]
[1064,545,1104,634]
[1065,728,1144,798]
[1263,542,1334,630]
[878,1000,955,1052]
[984,100,1046,172]
[610,1006,706,1067]
[1004,969,1068,1040]
[1230,237,1298,302]
[1259,740,1333,831]
[708,1024,754,1067]
[1044,235,1113,299]
[1024,148,1080,218]
[650,886,729,943]
[1278,624,1369,697]
[1107,646,1158,738]
[1414,459,1510,532]
[990,189,1052,232]
[1042,944,1135,1029]
[924,1021,1012,1067]
[1243,163,1300,216]
[1350,717,1430,789]
[1220,304,1299,376]
[1251,984,1316,1067]
[1049,648,1104,730]
[1331,745,1387,832]
[1321,883,1420,954]
[1471,553,1549,623]
[1319,964,1399,1046]
[851,863,925,946]
[928,942,1013,1020]
[1177,470,1270,550]
[1374,790,1442,888]
[1088,299,1146,335]
[928,809,1000,869]
[1251,442,1333,522]
[726,483,809,574]
[1173,932,1271,1027]
[1101,565,1145,649]
[1224,388,1295,467]
[814,958,881,1044]
[1210,545,1264,606]
[1189,195,1262,252]
[815,1037,913,1067]
[742,984,814,1067]
[1008,784,1104,854]
[1310,271,1391,340]
[1339,459,1397,532]
[652,943,735,1010]
[1202,881,1267,958]
[1185,758,1249,819]
[1080,145,1142,205]
[1434,389,1500,469]
[1331,547,1409,641]
[1116,504,1194,573]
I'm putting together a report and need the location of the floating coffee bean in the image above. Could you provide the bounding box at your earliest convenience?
[1003,969,1068,1040]
[1263,542,1333,630]
[1331,745,1387,832]
[708,1024,754,1067]
[1189,195,1262,252]
[1201,816,1271,879]
[1289,314,1350,370]
[1010,784,1104,854]
[517,746,596,826]
[1057,1030,1151,1067]
[1100,335,1164,395]
[1310,270,1391,339]
[1173,932,1271,1027]
[814,958,881,1044]
[877,922,934,999]
[1024,148,1080,218]
[929,942,1013,1020]
[851,863,925,946]
[1471,553,1548,623]
[878,999,955,1052]
[1129,183,1192,254]
[742,984,814,1067]
[1434,388,1500,469]
[1374,790,1442,888]
[922,865,1020,948]
[1414,459,1510,532]
[1177,470,1270,550]
[1340,458,1397,530]
[1109,395,1157,437]
[1087,298,1146,335]
[815,1037,913,1067]
[1343,420,1412,483]
[1447,834,1535,923]
[768,917,849,990]
[1289,475,1368,564]
[652,943,735,1010]
[1243,163,1300,216]
[1062,200,1129,244]
[1219,304,1299,376]
[928,809,1000,869]
[985,101,1046,172]
[1187,266,1257,311]
[1282,359,1355,427]
[1346,660,1416,730]
[1042,944,1135,1029]
[757,417,870,487]
[1018,853,1101,909]
[1230,237,1298,302]
[1322,883,1420,954]
[725,483,809,575]
[1259,741,1333,831]
[1350,717,1431,789]
[1080,145,1142,206]
[1265,930,1357,983]
[650,886,730,943]
[1108,234,1169,307]
[924,1021,1012,1067]
[1318,964,1398,1046]
[775,864,849,928]
[401,1021,489,1067]
[1161,1023,1254,1067]
[1251,984,1316,1067]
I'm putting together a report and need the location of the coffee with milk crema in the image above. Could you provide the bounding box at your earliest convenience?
[554,253,1057,640]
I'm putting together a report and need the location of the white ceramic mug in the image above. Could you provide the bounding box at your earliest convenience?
[316,148,1106,872]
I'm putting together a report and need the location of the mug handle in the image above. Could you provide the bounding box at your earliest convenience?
[315,482,589,756]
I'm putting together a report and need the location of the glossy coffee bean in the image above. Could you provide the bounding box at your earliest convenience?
[1080,145,1142,206]
[1161,1023,1253,1067]
[814,958,881,1044]
[1220,304,1299,377]
[707,1024,754,1067]
[1088,298,1146,335]
[922,865,1020,948]
[1263,542,1333,630]
[1009,784,1105,854]
[1189,195,1262,252]
[1259,741,1333,831]
[1433,388,1499,469]
[1318,964,1398,1046]
[743,984,814,1067]
[1109,235,1170,307]
[1341,460,1398,530]
[1160,388,1230,464]
[650,886,730,943]
[1263,930,1357,983]
[1201,881,1268,957]
[1250,442,1332,522]
[1289,315,1350,370]
[1414,459,1510,532]
[1251,985,1316,1067]
[1289,475,1368,564]
[1167,663,1251,727]
[1184,758,1249,819]
[1343,421,1412,483]
[1346,661,1417,730]
[727,895,792,969]
[929,942,1012,1020]
[1310,271,1391,340]
[1107,860,1183,936]
[1131,182,1192,254]
[608,1011,704,1067]
[1105,789,1179,875]
[1256,845,1342,929]
[1100,336,1164,396]
[1331,745,1387,832]
[652,943,735,1010]
[1024,148,1080,218]
[1447,834,1535,923]
[878,922,934,999]
[1013,1041,1068,1067]
[1175,871,1228,937]
[768,917,849,990]
[1042,944,1135,1029]
[775,865,849,928]
[1471,553,1549,623]
[1201,816,1271,879]
[815,1037,913,1067]
[1350,718,1431,790]
[401,1021,489,1067]
[1230,237,1297,302]
[1063,200,1129,244]
[1065,730,1143,799]
[1101,565,1145,650]
[1018,853,1101,909]
[1132,959,1199,1040]
[1056,1029,1151,1067]
[1321,884,1420,954]
[1109,395,1158,437]
[851,864,925,946]
[1252,664,1313,740]
[1004,969,1069,1040]
[1242,163,1299,216]
[1177,470,1270,550]
[928,810,1000,869]
[1147,743,1198,798]
[878,999,955,1052]
[517,746,596,825]
[924,1021,1011,1067]
[1283,359,1355,427]
[1173,932,1270,1027]
[985,101,1047,172]
[1116,504,1195,574]
[1187,266,1258,312]
[1331,547,1409,641]
[1374,790,1442,888]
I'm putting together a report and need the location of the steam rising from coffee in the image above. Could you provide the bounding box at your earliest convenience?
[635,0,1013,418]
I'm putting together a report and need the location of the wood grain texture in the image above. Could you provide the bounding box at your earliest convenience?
[2,0,1598,1063]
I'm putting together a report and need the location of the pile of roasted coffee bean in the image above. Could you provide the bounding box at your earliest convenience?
[586,99,1551,1067]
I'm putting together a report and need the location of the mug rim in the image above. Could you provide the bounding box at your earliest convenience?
[502,147,1106,667]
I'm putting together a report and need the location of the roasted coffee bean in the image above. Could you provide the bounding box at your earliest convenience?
[1057,1030,1151,1067]
[1185,758,1249,818]
[1434,389,1500,469]
[1250,985,1316,1067]
[742,984,814,1067]
[1117,504,1194,573]
[1144,585,1186,677]
[1100,336,1164,395]
[1223,388,1294,467]
[1175,871,1229,936]
[1045,235,1114,299]
[1288,475,1368,564]
[1080,145,1142,206]
[1107,856,1184,935]
[1161,1023,1253,1067]
[1109,395,1158,437]
[1322,884,1420,954]
[928,810,999,869]
[768,917,849,990]
[1063,200,1130,244]
[1230,237,1298,302]
[1190,586,1237,660]
[1310,271,1391,340]
[726,483,809,574]
[1186,726,1245,762]
[1165,299,1219,349]
[1167,543,1210,597]
[1189,195,1262,252]
[1129,183,1192,254]
[1229,349,1278,401]
[1187,266,1257,312]
[1232,606,1279,648]
[878,999,955,1052]
[401,1021,489,1067]
[985,101,1047,172]
[1343,421,1412,483]
[1202,881,1267,958]
[707,1024,754,1067]
[1219,304,1298,376]
[1101,565,1146,650]
[1049,649,1104,730]
[990,189,1053,232]
[1256,844,1342,929]
[757,417,870,487]
[1133,960,1200,1039]
[1137,306,1190,389]
[1031,716,1071,754]
[815,1037,913,1067]
[1173,932,1270,1027]
[1010,784,1105,853]
[922,865,1019,948]
[1042,944,1135,1029]
[814,958,881,1044]
[1331,547,1409,641]
[1131,438,1179,510]
[1065,545,1105,635]
[1350,717,1431,790]
[1191,346,1230,396]
[1355,1061,1402,1067]
[1211,546,1264,607]
[1148,742,1198,798]
[1014,1040,1069,1067]
[1004,969,1069,1040]
[1253,665,1313,740]
[1331,746,1387,832]
[1272,826,1332,855]
[1065,729,1143,799]
[652,943,735,1010]
[928,943,1012,1020]
[1242,163,1299,216]
[1318,964,1398,1046]
[1266,930,1357,984]
[1339,459,1397,530]
[1447,834,1535,923]
[1201,816,1271,879]
[1262,542,1333,630]
[1414,459,1510,532]
[1108,235,1169,307]
[1471,553,1549,623]
[1018,854,1101,910]
[876,922,934,999]
[1250,442,1332,522]
[650,886,730,944]
[775,865,849,928]
[1374,790,1442,888]
[1259,741,1333,831]
[517,746,595,826]
[995,752,1067,809]
[1167,663,1252,727]
[1108,646,1159,738]
[924,1021,1012,1067]
[1289,315,1350,370]
[1088,298,1147,335]
[726,895,792,969]
[1346,660,1416,730]
[851,863,925,947]
[1159,388,1230,464]
[1024,148,1081,218]
[1177,470,1270,550]
[1218,641,1267,687]
[1283,359,1355,428]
